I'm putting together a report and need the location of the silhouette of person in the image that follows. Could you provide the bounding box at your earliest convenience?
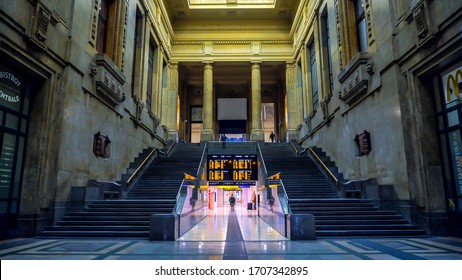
[229,194,236,211]
[269,132,275,143]
[220,134,227,147]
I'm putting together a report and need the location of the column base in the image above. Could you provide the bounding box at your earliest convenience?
[287,129,298,141]
[201,129,214,142]
[250,129,264,141]
[168,129,178,142]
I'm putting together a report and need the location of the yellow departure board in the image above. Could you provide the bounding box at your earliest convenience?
[207,154,258,185]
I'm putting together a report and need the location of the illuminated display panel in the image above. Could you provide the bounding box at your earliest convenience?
[207,154,258,185]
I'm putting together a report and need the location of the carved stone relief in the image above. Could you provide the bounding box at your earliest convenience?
[120,0,129,72]
[413,0,436,48]
[93,54,126,107]
[203,42,214,55]
[363,0,376,47]
[251,41,262,55]
[89,0,100,47]
[338,52,370,105]
[27,1,51,51]
[334,0,343,70]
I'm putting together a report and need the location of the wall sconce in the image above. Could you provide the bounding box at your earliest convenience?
[354,130,371,156]
[93,132,111,158]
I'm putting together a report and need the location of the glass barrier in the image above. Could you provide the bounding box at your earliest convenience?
[173,143,209,239]
[258,179,290,237]
[256,143,291,238]
[174,179,207,238]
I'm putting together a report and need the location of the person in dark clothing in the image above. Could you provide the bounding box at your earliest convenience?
[229,194,236,211]
[220,134,227,147]
[269,132,275,143]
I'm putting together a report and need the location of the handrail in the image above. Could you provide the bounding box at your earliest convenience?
[195,142,208,179]
[166,141,176,156]
[289,140,299,155]
[256,142,268,179]
[278,179,290,203]
[126,147,157,185]
[307,146,339,186]
[173,179,186,214]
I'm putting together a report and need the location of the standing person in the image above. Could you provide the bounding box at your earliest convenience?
[229,193,236,211]
[269,131,275,143]
[220,134,227,147]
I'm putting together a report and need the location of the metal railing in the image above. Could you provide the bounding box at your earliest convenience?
[126,147,157,186]
[166,141,176,156]
[307,146,339,186]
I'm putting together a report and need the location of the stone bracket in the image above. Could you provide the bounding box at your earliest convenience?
[93,54,126,107]
[338,52,370,105]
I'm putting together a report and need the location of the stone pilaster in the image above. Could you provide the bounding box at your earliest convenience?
[167,63,179,141]
[286,62,298,140]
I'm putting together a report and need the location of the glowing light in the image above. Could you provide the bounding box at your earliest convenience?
[188,0,277,9]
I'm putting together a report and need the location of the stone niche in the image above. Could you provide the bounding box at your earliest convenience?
[338,52,371,105]
[91,54,126,108]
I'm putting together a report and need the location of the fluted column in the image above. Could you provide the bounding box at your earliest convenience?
[250,62,264,141]
[286,62,298,140]
[167,62,179,141]
[201,62,214,141]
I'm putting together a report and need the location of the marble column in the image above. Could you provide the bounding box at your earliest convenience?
[201,62,214,141]
[250,62,264,141]
[167,62,179,141]
[286,62,298,140]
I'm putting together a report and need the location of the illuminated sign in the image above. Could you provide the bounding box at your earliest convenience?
[207,154,258,185]
[444,67,462,104]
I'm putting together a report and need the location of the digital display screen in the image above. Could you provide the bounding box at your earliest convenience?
[207,154,258,185]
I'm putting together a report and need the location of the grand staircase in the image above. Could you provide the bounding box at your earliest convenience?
[40,143,203,238]
[261,143,426,237]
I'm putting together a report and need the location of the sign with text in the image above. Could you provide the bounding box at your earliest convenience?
[0,67,23,112]
[443,64,462,106]
[207,154,258,185]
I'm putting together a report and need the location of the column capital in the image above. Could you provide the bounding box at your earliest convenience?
[251,62,261,70]
[168,62,179,69]
[286,61,297,69]
[203,62,213,70]
[251,60,262,65]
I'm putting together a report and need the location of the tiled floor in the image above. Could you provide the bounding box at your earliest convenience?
[1,205,462,260]
[178,204,287,241]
